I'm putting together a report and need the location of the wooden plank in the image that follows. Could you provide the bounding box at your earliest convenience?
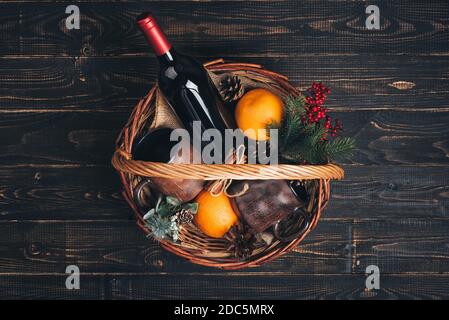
[0,57,156,112]
[0,112,124,165]
[311,219,449,274]
[0,166,447,220]
[0,167,131,220]
[0,274,105,299]
[328,166,449,218]
[354,219,449,274]
[104,274,449,299]
[254,55,449,111]
[1,110,448,166]
[341,111,449,166]
[1,273,449,299]
[0,220,352,274]
[2,56,449,112]
[2,218,449,275]
[0,1,448,57]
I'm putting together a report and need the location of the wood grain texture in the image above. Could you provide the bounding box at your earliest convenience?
[0,166,447,220]
[100,274,449,299]
[0,1,448,57]
[353,219,449,273]
[1,0,448,300]
[0,167,130,220]
[0,112,123,165]
[1,56,449,112]
[0,220,352,274]
[1,274,449,299]
[2,218,449,275]
[0,57,156,112]
[329,166,449,218]
[2,110,448,166]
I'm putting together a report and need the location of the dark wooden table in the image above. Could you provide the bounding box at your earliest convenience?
[1,0,448,299]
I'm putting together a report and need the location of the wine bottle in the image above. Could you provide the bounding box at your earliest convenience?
[137,12,234,140]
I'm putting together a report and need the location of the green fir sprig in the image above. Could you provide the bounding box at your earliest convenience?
[269,95,355,164]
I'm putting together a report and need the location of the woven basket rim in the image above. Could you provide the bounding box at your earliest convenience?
[112,151,344,180]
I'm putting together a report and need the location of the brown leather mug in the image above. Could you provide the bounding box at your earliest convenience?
[229,180,312,242]
[132,128,204,204]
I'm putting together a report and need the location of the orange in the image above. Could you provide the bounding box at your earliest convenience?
[235,88,283,141]
[194,190,238,238]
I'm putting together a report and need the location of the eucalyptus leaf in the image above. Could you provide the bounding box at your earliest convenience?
[166,196,182,207]
[157,204,172,217]
[172,230,179,242]
[182,202,199,214]
[145,215,174,240]
[155,194,163,212]
[143,194,198,242]
[142,208,155,220]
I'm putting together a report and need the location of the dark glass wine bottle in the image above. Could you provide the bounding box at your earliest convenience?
[137,12,234,139]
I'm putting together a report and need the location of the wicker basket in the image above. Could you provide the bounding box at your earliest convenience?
[112,59,344,269]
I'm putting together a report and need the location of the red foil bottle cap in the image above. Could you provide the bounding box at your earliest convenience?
[137,12,172,56]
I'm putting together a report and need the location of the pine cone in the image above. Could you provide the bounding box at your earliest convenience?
[219,75,244,102]
[225,223,259,260]
[176,208,195,225]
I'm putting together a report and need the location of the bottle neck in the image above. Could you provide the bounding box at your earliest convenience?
[137,12,172,57]
[157,48,177,67]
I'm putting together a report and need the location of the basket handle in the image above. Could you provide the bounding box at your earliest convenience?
[112,149,344,181]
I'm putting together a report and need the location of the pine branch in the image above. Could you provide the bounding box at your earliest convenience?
[305,125,326,146]
[285,142,326,164]
[324,137,355,161]
[270,95,307,149]
[267,95,355,164]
